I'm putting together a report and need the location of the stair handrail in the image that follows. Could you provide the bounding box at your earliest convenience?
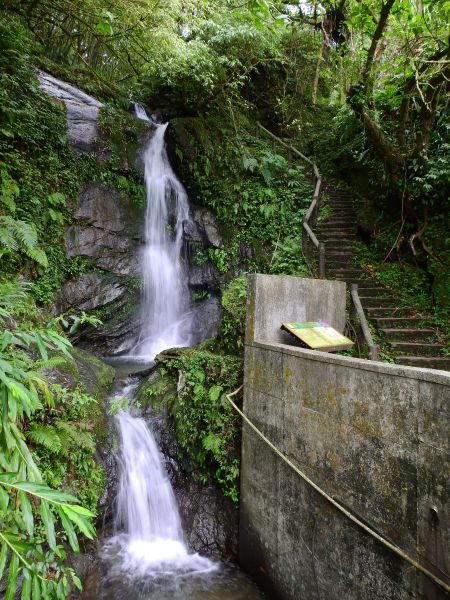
[350,283,378,361]
[257,122,325,278]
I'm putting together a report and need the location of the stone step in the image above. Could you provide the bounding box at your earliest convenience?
[329,199,355,203]
[374,317,431,328]
[394,356,450,371]
[319,229,356,234]
[322,222,355,228]
[353,286,392,296]
[317,221,355,227]
[380,328,438,342]
[327,259,357,268]
[366,306,412,318]
[329,205,355,210]
[321,238,357,243]
[325,245,355,252]
[317,226,356,232]
[390,342,445,356]
[329,268,366,276]
[329,204,355,209]
[357,281,386,289]
[329,200,355,204]
[319,232,356,238]
[327,255,356,263]
[359,296,399,308]
[322,241,356,247]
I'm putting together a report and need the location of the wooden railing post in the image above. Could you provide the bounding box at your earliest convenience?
[319,243,325,278]
[351,283,378,360]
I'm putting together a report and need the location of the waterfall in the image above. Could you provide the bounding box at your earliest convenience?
[133,115,193,361]
[95,106,264,599]
[103,106,214,580]
[109,400,215,577]
[115,410,183,543]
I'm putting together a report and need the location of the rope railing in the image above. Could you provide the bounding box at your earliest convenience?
[226,385,450,594]
[257,122,325,278]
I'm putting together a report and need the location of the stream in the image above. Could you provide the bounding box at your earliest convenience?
[87,108,265,599]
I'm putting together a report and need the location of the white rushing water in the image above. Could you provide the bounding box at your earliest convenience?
[133,112,193,361]
[103,107,216,584]
[110,396,215,578]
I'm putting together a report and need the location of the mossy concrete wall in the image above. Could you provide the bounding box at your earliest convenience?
[240,274,449,600]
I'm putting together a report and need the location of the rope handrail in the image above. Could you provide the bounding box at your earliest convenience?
[257,122,325,278]
[227,385,449,594]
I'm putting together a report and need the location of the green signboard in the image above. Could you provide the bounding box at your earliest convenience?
[281,321,354,352]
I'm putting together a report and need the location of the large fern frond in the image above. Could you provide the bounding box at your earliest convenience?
[0,216,48,267]
[26,425,63,454]
[0,216,19,251]
[56,421,95,453]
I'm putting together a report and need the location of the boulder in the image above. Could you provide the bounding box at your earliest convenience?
[65,183,143,278]
[65,226,132,259]
[38,71,102,151]
[78,305,143,356]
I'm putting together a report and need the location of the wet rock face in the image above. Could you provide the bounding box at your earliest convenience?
[54,181,144,355]
[183,206,224,341]
[75,184,126,232]
[184,207,223,249]
[56,273,127,313]
[38,71,102,151]
[191,296,222,344]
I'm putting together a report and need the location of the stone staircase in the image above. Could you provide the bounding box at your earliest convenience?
[315,185,450,371]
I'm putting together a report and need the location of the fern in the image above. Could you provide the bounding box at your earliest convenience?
[0,216,48,267]
[0,280,29,321]
[0,167,19,212]
[56,421,96,453]
[32,355,69,371]
[0,216,19,251]
[26,425,63,454]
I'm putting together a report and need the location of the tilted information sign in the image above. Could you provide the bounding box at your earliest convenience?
[281,321,354,352]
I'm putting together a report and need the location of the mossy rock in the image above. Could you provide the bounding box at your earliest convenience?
[136,368,177,411]
[71,347,115,399]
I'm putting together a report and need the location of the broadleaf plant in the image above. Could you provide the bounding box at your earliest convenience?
[0,281,96,598]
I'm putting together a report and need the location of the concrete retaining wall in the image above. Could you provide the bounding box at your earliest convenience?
[240,275,449,600]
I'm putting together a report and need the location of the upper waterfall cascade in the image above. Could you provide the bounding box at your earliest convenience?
[133,109,193,361]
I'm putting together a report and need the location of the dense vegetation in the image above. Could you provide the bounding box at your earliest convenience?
[0,0,448,596]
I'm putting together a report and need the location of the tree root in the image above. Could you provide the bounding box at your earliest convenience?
[408,211,443,264]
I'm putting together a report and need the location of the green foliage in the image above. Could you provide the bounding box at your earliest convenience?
[0,281,99,598]
[152,349,243,502]
[171,115,312,275]
[108,395,131,416]
[219,277,248,354]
